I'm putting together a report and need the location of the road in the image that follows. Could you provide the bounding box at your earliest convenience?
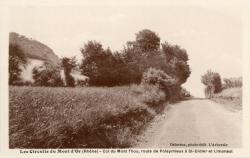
[135,99,242,148]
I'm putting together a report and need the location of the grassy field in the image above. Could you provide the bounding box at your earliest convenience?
[212,87,242,110]
[9,86,158,148]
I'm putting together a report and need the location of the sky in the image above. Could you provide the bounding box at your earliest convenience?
[9,2,242,97]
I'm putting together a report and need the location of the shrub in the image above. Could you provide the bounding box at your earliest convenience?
[32,63,64,87]
[76,78,89,86]
[180,87,191,98]
[132,84,165,106]
[141,68,176,88]
[131,67,183,106]
[141,68,176,99]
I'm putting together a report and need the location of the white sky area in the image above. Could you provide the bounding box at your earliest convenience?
[9,2,242,97]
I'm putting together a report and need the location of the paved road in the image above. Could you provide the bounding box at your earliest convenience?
[135,99,242,148]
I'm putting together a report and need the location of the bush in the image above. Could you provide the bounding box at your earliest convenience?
[141,68,176,99]
[131,68,182,106]
[76,78,89,86]
[180,87,191,98]
[141,68,176,88]
[32,63,64,87]
[132,84,165,106]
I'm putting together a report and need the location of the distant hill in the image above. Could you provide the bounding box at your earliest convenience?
[9,32,88,84]
[9,32,60,66]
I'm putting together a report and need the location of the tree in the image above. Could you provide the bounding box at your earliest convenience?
[223,77,242,88]
[161,42,191,85]
[201,70,222,98]
[9,43,27,85]
[62,57,77,87]
[79,30,191,89]
[80,41,129,86]
[135,29,160,52]
[80,41,107,86]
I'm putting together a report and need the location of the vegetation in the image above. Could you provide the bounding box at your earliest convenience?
[9,29,190,91]
[9,29,192,148]
[79,30,191,101]
[9,43,27,85]
[223,77,242,89]
[212,87,242,110]
[80,41,128,86]
[214,76,242,109]
[9,86,155,148]
[141,68,176,100]
[134,29,160,52]
[201,69,242,109]
[61,57,77,87]
[32,63,63,87]
[180,87,192,98]
[201,70,222,98]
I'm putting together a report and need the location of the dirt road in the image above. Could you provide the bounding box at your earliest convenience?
[135,99,242,148]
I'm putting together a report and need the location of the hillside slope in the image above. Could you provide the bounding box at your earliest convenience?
[9,32,60,66]
[212,87,242,110]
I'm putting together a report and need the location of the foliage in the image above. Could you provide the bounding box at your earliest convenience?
[32,63,63,87]
[121,32,191,87]
[212,87,242,109]
[9,86,154,148]
[180,87,192,98]
[133,84,166,106]
[134,29,160,52]
[80,41,129,86]
[79,30,191,102]
[140,68,180,102]
[201,70,222,98]
[161,42,191,85]
[141,67,176,90]
[61,57,77,87]
[9,43,27,85]
[223,77,242,89]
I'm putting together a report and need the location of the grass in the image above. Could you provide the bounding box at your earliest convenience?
[212,87,242,110]
[9,86,158,148]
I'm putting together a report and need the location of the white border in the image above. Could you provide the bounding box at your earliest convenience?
[0,0,249,157]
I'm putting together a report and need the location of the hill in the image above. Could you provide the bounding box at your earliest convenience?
[9,32,60,66]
